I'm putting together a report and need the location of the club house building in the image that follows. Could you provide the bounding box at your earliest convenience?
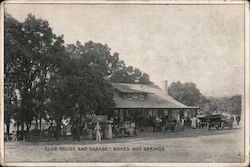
[111,82,198,131]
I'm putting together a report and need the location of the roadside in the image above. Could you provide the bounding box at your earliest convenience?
[4,128,244,163]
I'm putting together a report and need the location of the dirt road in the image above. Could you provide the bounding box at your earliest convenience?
[4,128,245,163]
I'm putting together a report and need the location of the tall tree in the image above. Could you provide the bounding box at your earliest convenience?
[65,41,116,119]
[4,14,24,133]
[110,61,152,84]
[4,13,67,132]
[67,41,152,84]
[168,81,205,106]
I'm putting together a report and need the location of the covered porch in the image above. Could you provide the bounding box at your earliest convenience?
[113,107,199,132]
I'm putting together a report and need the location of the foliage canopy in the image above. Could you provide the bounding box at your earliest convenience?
[4,13,153,134]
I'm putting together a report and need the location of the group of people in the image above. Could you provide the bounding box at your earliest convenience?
[151,115,185,133]
[75,121,113,142]
[151,114,201,133]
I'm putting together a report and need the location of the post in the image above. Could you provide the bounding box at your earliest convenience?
[195,108,198,116]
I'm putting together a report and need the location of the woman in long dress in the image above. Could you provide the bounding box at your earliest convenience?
[106,123,113,139]
[191,117,197,129]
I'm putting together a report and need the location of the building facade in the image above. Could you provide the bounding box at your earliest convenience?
[112,82,198,129]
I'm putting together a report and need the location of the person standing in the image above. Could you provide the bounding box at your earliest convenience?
[191,116,197,129]
[197,117,201,128]
[181,118,185,131]
[95,122,101,141]
[83,122,88,136]
[11,131,17,142]
[186,117,191,127]
[106,122,113,139]
[71,122,77,140]
[236,116,240,127]
[76,124,81,141]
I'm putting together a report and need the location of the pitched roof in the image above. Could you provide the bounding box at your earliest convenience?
[111,83,153,94]
[112,83,191,109]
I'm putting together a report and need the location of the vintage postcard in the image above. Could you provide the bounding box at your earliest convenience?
[0,0,249,166]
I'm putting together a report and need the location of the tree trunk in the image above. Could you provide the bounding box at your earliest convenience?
[6,124,10,135]
[6,117,11,135]
[55,125,61,141]
[54,116,63,141]
[26,122,31,141]
[26,124,30,132]
[21,122,24,131]
[39,118,42,130]
[17,121,19,131]
[35,117,38,129]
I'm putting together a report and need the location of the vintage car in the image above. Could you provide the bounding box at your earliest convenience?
[197,115,208,128]
[164,120,176,132]
[113,121,138,137]
[221,115,234,129]
[207,114,233,130]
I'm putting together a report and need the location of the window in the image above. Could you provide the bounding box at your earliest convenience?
[127,94,133,100]
[127,94,144,100]
[139,95,144,100]
[132,94,139,100]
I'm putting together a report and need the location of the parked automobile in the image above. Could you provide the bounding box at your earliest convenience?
[197,115,208,128]
[221,115,234,129]
[164,120,176,132]
[113,121,138,137]
[207,114,233,130]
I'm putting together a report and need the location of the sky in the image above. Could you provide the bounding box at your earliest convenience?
[5,3,245,97]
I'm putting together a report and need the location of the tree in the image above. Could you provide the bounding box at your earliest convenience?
[65,41,116,119]
[65,40,153,118]
[230,95,241,115]
[5,13,153,137]
[204,95,242,115]
[168,81,205,106]
[19,14,68,132]
[110,63,152,84]
[4,13,67,132]
[4,14,24,134]
[67,41,152,84]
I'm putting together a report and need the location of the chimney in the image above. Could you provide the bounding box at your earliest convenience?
[163,80,168,95]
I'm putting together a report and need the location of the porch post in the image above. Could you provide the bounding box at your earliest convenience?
[195,108,198,116]
[180,109,184,120]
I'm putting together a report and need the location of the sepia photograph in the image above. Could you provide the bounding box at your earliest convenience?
[1,0,249,166]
